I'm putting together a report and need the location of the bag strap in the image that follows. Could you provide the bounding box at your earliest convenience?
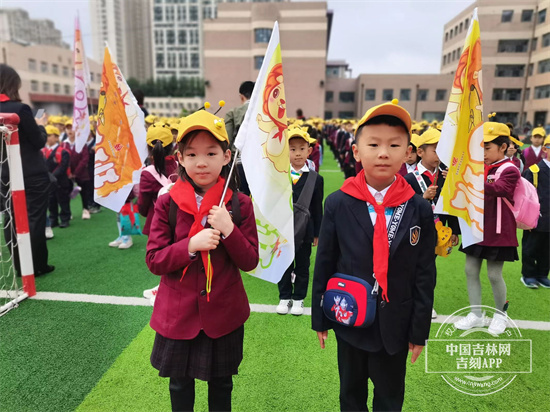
[231,191,242,227]
[144,165,171,187]
[295,170,318,210]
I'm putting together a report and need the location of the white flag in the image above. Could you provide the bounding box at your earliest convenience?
[73,15,90,153]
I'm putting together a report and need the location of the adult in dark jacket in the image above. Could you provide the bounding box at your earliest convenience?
[0,64,54,276]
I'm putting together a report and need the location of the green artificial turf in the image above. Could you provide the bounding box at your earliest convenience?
[77,312,550,412]
[0,300,152,412]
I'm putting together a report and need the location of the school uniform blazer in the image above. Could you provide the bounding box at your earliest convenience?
[63,142,89,181]
[138,158,178,236]
[479,162,520,247]
[293,171,324,242]
[523,146,546,169]
[404,171,460,235]
[45,146,71,183]
[523,160,550,233]
[146,192,259,340]
[311,190,436,355]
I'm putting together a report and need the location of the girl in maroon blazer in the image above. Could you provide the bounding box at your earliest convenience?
[456,122,520,336]
[140,122,179,304]
[146,109,259,412]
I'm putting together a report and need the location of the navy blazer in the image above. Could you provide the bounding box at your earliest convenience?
[312,190,436,355]
[524,160,550,233]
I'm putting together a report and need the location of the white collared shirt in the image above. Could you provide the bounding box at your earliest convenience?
[416,161,436,177]
[532,145,542,157]
[291,164,310,175]
[46,143,59,150]
[543,159,550,169]
[405,162,417,173]
[366,178,396,227]
[195,192,207,227]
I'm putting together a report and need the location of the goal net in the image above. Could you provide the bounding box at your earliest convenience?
[0,113,35,316]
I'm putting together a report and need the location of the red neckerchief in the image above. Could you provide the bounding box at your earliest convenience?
[341,170,415,302]
[0,94,10,102]
[484,158,512,181]
[170,177,232,301]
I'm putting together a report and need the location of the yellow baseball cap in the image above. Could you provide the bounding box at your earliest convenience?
[65,119,73,126]
[45,125,60,136]
[177,110,228,143]
[145,114,158,124]
[416,128,441,146]
[410,133,421,148]
[484,122,523,146]
[288,124,317,144]
[356,99,411,133]
[146,122,174,147]
[532,127,546,137]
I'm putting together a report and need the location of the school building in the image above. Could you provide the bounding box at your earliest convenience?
[325,0,550,128]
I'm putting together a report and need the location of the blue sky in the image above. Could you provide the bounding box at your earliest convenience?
[2,0,474,75]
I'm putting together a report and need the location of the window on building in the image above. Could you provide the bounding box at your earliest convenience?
[167,30,175,45]
[53,83,60,94]
[43,82,50,93]
[154,6,163,21]
[417,89,429,101]
[492,88,522,101]
[497,39,529,52]
[64,85,70,94]
[165,6,175,21]
[454,25,458,36]
[168,53,176,68]
[445,32,448,42]
[159,102,164,108]
[501,10,513,22]
[465,18,469,28]
[52,64,58,75]
[421,112,445,122]
[521,9,533,22]
[339,92,355,103]
[189,29,198,44]
[495,112,518,125]
[177,5,187,21]
[28,59,36,71]
[435,89,447,101]
[90,89,96,97]
[382,89,393,101]
[339,111,355,119]
[30,80,38,92]
[443,55,447,65]
[155,30,164,45]
[254,56,263,70]
[41,61,48,73]
[189,5,198,20]
[459,22,463,32]
[63,66,69,76]
[525,88,530,100]
[325,91,334,103]
[538,9,546,24]
[543,33,550,47]
[178,30,187,44]
[255,28,272,43]
[399,89,411,101]
[156,53,164,68]
[365,89,376,101]
[532,37,538,50]
[495,64,525,77]
[539,59,550,74]
[179,52,188,68]
[449,30,453,39]
[90,72,94,82]
[324,111,333,119]
[529,63,534,75]
[534,85,550,99]
[452,50,456,61]
[191,53,199,68]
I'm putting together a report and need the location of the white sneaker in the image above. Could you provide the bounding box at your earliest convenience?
[109,236,123,247]
[276,299,292,315]
[150,295,156,306]
[290,299,304,316]
[455,312,485,330]
[432,308,437,319]
[82,209,91,220]
[488,313,507,335]
[45,227,54,239]
[143,285,159,299]
[118,236,133,249]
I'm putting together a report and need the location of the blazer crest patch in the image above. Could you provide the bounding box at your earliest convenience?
[410,226,421,246]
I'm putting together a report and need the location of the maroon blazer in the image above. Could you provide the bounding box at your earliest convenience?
[146,191,259,340]
[523,146,546,169]
[308,143,320,171]
[63,141,89,181]
[479,161,520,247]
[138,156,178,236]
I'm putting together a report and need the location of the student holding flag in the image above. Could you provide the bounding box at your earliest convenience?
[146,109,259,412]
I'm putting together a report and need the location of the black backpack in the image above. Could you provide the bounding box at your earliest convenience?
[293,170,318,250]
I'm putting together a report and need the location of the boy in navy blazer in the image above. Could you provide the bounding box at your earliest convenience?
[521,135,550,288]
[312,100,436,412]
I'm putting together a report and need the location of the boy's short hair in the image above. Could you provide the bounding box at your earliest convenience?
[239,81,255,99]
[355,115,410,143]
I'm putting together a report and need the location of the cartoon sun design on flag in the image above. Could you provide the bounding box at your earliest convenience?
[256,63,289,173]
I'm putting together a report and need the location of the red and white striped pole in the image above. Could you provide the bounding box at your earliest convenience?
[0,113,36,297]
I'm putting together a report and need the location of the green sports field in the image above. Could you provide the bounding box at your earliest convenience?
[1,151,549,412]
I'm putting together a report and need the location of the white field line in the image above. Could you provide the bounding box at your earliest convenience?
[2,290,548,331]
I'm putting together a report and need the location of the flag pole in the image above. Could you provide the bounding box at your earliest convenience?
[219,148,240,207]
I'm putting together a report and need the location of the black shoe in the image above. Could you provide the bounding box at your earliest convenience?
[59,221,70,228]
[35,265,55,277]
[50,221,59,228]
